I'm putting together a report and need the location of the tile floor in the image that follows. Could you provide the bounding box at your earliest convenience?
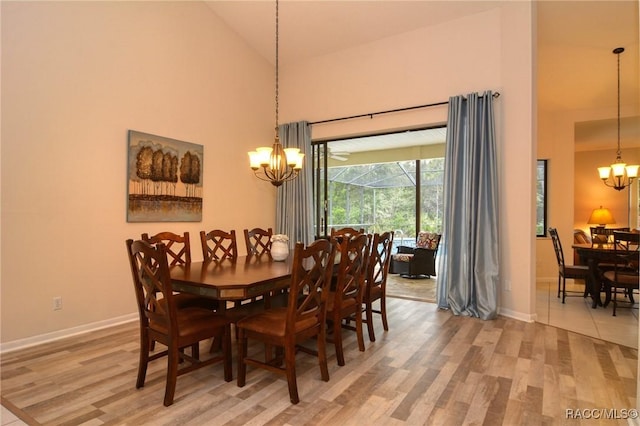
[1,406,24,426]
[536,278,638,349]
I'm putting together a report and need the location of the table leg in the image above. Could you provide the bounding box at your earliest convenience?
[586,258,603,309]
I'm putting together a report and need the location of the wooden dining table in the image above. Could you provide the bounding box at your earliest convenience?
[572,243,625,308]
[170,255,293,307]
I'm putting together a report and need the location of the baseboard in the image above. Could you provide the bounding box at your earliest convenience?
[498,307,537,323]
[0,313,138,354]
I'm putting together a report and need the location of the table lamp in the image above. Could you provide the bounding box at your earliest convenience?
[587,206,616,228]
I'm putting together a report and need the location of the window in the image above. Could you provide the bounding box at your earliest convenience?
[536,160,548,237]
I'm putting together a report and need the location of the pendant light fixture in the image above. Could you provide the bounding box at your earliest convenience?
[597,47,639,191]
[248,0,303,187]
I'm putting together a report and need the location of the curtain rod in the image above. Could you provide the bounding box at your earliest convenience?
[309,92,500,126]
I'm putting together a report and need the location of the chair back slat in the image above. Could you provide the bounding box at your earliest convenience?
[200,229,238,262]
[126,239,176,333]
[330,227,365,243]
[244,227,273,257]
[287,239,336,333]
[142,231,191,266]
[334,233,369,306]
[366,231,394,292]
[548,227,566,270]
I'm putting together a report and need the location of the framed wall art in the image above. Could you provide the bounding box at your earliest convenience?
[127,130,203,222]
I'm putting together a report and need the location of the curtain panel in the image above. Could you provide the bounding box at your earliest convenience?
[276,121,314,247]
[437,92,499,320]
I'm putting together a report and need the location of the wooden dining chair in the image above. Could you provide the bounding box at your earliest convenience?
[548,227,589,303]
[363,231,394,342]
[330,227,365,242]
[200,229,238,262]
[236,239,336,404]
[326,233,369,366]
[244,227,273,257]
[125,239,232,406]
[602,231,640,316]
[142,231,218,310]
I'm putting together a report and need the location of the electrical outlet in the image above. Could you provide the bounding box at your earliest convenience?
[53,296,62,311]
[503,279,511,291]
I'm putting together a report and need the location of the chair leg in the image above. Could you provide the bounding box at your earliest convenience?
[380,297,389,331]
[355,305,365,353]
[613,287,618,316]
[365,301,376,342]
[284,342,299,404]
[192,343,199,360]
[557,274,562,299]
[562,276,566,304]
[163,345,179,407]
[136,330,150,389]
[317,327,330,382]
[333,318,345,366]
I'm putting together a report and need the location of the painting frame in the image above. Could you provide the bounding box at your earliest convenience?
[127,130,203,222]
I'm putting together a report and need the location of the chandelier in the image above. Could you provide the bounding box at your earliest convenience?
[597,47,639,191]
[248,0,303,187]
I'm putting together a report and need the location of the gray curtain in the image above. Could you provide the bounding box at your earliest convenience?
[276,121,314,248]
[436,91,499,320]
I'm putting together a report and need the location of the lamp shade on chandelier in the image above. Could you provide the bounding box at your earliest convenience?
[597,47,639,191]
[248,0,304,187]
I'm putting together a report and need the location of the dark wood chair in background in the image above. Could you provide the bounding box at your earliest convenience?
[590,226,630,245]
[200,229,238,262]
[363,231,394,342]
[603,231,640,316]
[548,227,589,303]
[244,227,273,257]
[236,239,336,404]
[125,239,232,406]
[142,231,218,311]
[326,233,369,366]
[330,227,365,240]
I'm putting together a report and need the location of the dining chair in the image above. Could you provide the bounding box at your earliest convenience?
[326,233,369,366]
[142,231,218,310]
[548,227,590,303]
[330,227,365,241]
[125,239,232,406]
[602,231,640,316]
[200,229,238,262]
[362,231,394,342]
[244,227,273,257]
[236,239,336,404]
[590,226,630,245]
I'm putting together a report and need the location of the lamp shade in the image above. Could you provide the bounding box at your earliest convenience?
[587,206,616,226]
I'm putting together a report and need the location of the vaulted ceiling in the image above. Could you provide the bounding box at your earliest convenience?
[205,1,639,152]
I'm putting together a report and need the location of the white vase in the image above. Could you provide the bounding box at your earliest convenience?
[271,240,289,261]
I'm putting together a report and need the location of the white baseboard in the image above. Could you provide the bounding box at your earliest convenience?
[499,307,537,323]
[0,313,138,354]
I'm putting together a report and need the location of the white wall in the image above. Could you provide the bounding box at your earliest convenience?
[1,1,277,345]
[281,2,536,321]
[1,1,538,348]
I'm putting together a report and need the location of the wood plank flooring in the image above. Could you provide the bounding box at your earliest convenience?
[1,298,637,425]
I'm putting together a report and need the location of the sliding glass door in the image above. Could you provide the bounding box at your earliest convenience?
[312,127,445,243]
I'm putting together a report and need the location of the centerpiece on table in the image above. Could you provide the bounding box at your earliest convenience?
[270,234,290,261]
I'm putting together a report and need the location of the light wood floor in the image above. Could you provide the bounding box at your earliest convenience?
[1,298,638,425]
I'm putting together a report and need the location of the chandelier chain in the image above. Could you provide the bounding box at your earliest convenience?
[275,0,279,132]
[616,48,621,158]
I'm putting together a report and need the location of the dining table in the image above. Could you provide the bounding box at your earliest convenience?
[572,242,626,308]
[169,255,293,309]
